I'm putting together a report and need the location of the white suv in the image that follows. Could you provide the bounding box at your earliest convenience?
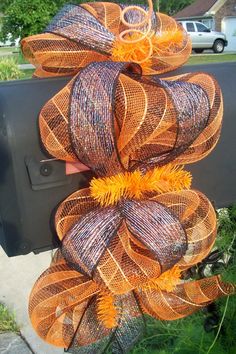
[179,21,228,53]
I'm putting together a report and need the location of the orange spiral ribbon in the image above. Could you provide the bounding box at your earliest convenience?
[21,1,235,353]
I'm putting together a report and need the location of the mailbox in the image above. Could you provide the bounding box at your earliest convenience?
[0,63,236,256]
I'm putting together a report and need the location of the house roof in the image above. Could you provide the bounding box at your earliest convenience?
[174,0,219,18]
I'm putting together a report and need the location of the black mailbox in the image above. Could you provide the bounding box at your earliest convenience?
[0,63,236,256]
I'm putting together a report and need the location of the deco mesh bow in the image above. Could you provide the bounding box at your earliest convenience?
[21,1,235,353]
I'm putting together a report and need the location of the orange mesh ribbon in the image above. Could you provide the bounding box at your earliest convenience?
[21,1,234,352]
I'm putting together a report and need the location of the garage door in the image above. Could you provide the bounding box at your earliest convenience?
[222,17,236,51]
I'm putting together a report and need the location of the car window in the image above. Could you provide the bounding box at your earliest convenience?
[196,23,209,32]
[186,23,195,32]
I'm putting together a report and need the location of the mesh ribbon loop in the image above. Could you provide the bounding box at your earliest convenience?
[21,2,192,76]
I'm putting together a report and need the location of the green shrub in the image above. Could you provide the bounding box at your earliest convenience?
[0,57,22,81]
[130,206,236,354]
[0,303,19,332]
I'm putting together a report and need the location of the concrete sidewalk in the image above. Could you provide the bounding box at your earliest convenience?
[0,247,64,354]
[0,332,33,353]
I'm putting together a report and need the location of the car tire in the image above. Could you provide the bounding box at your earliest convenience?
[194,49,204,53]
[213,39,224,53]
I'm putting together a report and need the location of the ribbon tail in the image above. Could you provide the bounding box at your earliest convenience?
[111,292,145,353]
[136,275,235,320]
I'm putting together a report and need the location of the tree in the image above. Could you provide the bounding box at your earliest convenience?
[157,0,195,15]
[0,0,195,41]
[0,0,66,41]
[0,0,12,13]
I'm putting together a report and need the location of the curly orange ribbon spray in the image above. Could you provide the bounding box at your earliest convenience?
[118,0,154,64]
[111,0,186,72]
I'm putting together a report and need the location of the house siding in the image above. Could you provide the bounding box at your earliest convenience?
[215,0,236,31]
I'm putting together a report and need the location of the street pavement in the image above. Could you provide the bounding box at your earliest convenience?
[0,246,64,354]
[18,63,34,69]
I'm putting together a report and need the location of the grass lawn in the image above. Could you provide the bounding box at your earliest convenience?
[17,50,29,64]
[21,69,35,79]
[0,303,19,333]
[0,46,17,54]
[187,53,236,65]
[0,47,29,64]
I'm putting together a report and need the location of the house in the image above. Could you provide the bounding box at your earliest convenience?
[174,0,236,51]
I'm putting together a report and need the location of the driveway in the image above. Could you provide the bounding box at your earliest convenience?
[0,246,64,354]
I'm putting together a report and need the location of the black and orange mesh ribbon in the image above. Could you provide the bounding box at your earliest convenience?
[21,1,235,353]
[29,250,235,351]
